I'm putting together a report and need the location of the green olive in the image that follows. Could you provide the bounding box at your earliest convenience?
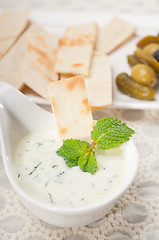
[135,47,159,73]
[131,63,157,87]
[143,43,159,55]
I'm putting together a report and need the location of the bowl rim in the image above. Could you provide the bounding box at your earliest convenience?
[2,139,139,216]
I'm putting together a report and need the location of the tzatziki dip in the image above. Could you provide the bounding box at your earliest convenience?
[14,129,128,208]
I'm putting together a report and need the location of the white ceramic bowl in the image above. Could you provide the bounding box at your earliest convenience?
[0,82,139,227]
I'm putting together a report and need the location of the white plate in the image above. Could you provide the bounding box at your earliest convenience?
[26,11,159,109]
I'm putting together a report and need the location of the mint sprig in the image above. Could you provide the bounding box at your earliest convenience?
[78,151,97,174]
[56,117,135,174]
[56,139,90,168]
[91,117,135,150]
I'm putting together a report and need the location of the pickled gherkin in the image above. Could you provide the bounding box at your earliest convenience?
[137,36,159,48]
[127,55,141,67]
[116,73,155,100]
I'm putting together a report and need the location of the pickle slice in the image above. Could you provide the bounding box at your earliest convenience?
[116,73,155,100]
[137,36,159,48]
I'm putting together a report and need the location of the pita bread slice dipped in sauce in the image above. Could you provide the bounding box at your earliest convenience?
[54,23,98,76]
[48,75,94,143]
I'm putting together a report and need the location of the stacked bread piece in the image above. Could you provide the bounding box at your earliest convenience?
[0,10,136,110]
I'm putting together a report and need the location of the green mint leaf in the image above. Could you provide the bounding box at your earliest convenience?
[78,152,89,171]
[56,139,90,168]
[91,117,135,150]
[87,151,97,174]
[78,151,97,174]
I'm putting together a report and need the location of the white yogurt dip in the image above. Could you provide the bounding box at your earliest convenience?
[14,129,128,208]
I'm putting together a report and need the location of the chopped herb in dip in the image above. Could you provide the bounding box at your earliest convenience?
[14,129,130,208]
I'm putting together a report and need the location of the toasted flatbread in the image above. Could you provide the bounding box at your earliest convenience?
[22,60,55,100]
[96,16,136,54]
[25,29,59,82]
[60,51,112,109]
[48,76,94,142]
[0,9,30,58]
[21,85,40,96]
[0,25,32,90]
[0,24,59,98]
[0,24,42,90]
[54,23,98,76]
[85,51,112,109]
[22,27,59,98]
